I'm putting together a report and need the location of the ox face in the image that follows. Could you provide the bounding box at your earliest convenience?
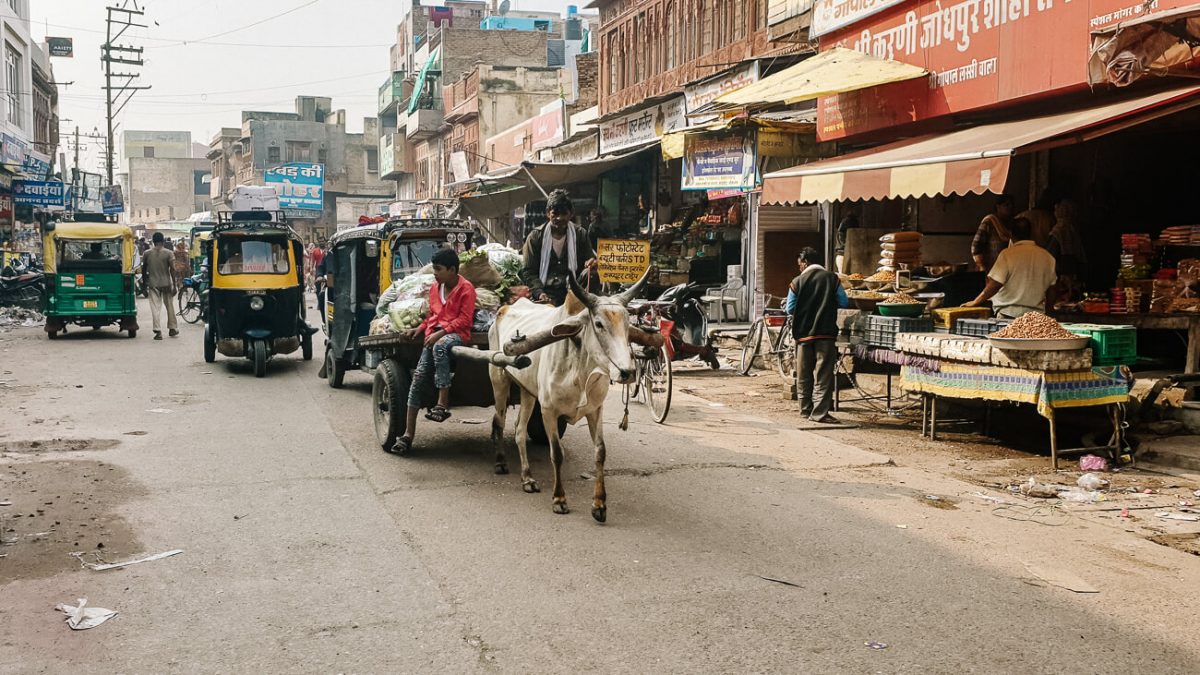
[568,273,649,385]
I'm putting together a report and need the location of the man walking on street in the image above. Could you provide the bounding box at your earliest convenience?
[786,247,848,424]
[143,232,179,340]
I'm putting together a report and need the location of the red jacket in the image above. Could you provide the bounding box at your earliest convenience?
[419,277,477,341]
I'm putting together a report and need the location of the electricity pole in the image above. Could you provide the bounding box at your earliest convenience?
[102,2,150,187]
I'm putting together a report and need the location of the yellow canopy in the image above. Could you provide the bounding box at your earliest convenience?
[43,221,136,274]
[698,48,928,114]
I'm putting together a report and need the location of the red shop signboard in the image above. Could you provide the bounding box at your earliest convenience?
[817,0,1197,141]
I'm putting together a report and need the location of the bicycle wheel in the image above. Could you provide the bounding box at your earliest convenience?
[179,287,201,324]
[643,345,672,424]
[739,320,763,375]
[774,328,797,382]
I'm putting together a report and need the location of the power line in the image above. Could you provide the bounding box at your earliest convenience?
[35,20,390,49]
[156,0,322,46]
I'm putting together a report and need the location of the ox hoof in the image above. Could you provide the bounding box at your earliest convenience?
[591,506,607,523]
[552,501,570,515]
[523,480,540,494]
[495,463,509,475]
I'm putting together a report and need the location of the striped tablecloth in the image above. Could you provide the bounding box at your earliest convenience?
[901,362,1132,418]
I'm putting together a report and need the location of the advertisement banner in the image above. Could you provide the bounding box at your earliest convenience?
[47,37,74,57]
[264,163,324,210]
[811,0,907,37]
[682,132,757,191]
[530,100,565,150]
[599,96,686,155]
[2,134,27,169]
[816,0,1194,140]
[20,151,51,180]
[101,185,124,214]
[684,61,760,116]
[13,180,67,208]
[596,239,651,284]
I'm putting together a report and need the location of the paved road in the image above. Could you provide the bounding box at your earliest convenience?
[2,297,1199,673]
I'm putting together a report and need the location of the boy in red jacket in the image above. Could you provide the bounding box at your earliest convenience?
[394,247,477,454]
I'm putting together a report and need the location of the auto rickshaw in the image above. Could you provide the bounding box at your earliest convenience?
[189,223,215,274]
[42,214,139,339]
[321,218,476,388]
[203,209,314,377]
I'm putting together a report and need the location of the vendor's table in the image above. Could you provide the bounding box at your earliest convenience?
[1053,312,1200,374]
[902,361,1132,469]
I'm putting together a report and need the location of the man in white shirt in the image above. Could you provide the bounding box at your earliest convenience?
[964,217,1057,319]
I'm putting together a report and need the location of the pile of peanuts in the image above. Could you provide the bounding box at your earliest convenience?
[991,312,1078,339]
[885,292,923,305]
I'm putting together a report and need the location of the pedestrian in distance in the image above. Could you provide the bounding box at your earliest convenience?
[392,247,477,455]
[786,247,849,424]
[142,232,179,340]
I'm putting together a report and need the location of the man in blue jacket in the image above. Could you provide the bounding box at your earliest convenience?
[786,247,849,424]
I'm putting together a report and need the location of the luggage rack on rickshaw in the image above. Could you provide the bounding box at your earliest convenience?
[215,210,290,226]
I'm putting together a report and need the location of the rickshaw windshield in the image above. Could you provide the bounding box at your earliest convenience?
[216,236,291,275]
[390,240,444,279]
[57,238,123,270]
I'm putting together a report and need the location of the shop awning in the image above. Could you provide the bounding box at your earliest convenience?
[761,85,1200,205]
[693,48,928,115]
[1090,4,1200,86]
[455,144,659,219]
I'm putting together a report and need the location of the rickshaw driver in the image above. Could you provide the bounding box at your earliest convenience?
[392,247,477,455]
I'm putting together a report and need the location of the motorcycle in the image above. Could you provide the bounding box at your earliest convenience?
[0,260,45,310]
[634,282,720,369]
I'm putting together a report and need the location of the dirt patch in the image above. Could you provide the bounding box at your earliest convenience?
[1148,533,1200,556]
[918,494,960,510]
[0,459,143,582]
[0,438,120,456]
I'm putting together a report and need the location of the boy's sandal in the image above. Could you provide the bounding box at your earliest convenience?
[424,406,451,423]
[388,436,412,455]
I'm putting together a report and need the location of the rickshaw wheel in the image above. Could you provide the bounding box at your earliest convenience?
[301,332,313,361]
[47,329,57,340]
[203,325,216,363]
[252,340,268,378]
[325,348,346,388]
[374,358,407,453]
[127,329,137,339]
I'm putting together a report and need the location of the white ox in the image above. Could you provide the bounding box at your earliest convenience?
[488,274,646,522]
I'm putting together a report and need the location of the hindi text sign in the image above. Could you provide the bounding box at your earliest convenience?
[596,239,651,284]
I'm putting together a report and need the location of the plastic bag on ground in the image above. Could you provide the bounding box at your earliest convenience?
[1076,473,1109,490]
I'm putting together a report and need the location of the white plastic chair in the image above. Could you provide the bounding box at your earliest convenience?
[702,278,745,323]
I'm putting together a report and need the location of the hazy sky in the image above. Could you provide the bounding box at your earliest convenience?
[30,0,582,172]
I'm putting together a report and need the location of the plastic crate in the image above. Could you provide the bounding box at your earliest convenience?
[955,318,1012,338]
[1062,323,1137,365]
[865,315,934,350]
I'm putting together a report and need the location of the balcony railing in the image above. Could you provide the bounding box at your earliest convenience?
[378,71,407,115]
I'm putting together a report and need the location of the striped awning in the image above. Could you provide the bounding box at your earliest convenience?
[761,85,1200,205]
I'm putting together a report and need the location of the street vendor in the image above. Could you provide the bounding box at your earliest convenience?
[520,189,595,306]
[393,247,477,455]
[964,217,1057,319]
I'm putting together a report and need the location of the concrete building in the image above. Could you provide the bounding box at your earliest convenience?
[30,42,58,178]
[122,157,212,224]
[207,96,392,240]
[121,130,193,165]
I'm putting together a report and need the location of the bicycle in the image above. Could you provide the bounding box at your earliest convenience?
[739,293,795,382]
[627,300,673,424]
[177,275,207,325]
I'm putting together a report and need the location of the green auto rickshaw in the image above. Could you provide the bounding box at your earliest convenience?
[42,215,139,339]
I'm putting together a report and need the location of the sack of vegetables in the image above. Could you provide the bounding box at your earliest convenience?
[388,297,429,332]
[459,249,503,289]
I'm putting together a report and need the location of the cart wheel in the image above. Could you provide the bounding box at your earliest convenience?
[127,329,137,339]
[373,358,408,453]
[644,345,673,424]
[47,329,57,340]
[775,331,796,382]
[739,320,763,375]
[252,339,268,378]
[301,331,313,361]
[325,348,345,388]
[203,324,216,363]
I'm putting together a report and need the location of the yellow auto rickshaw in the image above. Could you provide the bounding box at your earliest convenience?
[42,215,139,339]
[203,210,314,377]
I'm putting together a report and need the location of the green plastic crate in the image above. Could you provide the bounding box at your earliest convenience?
[1063,323,1137,365]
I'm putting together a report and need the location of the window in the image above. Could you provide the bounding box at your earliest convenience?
[285,141,311,162]
[317,148,328,165]
[267,146,281,163]
[143,146,155,158]
[6,44,20,127]
[57,238,121,270]
[366,148,378,172]
[8,0,18,15]
[217,238,291,275]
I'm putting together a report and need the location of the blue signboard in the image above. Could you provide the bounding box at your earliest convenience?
[2,134,27,170]
[264,163,324,211]
[20,152,51,180]
[12,179,67,208]
[102,185,124,214]
[681,131,757,191]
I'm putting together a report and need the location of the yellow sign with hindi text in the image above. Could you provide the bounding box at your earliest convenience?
[596,239,651,284]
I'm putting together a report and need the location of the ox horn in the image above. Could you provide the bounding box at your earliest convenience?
[616,266,653,306]
[567,274,600,311]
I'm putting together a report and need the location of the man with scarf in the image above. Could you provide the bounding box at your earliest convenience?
[520,189,596,306]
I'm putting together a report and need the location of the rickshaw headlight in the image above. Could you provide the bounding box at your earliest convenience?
[249,296,265,311]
